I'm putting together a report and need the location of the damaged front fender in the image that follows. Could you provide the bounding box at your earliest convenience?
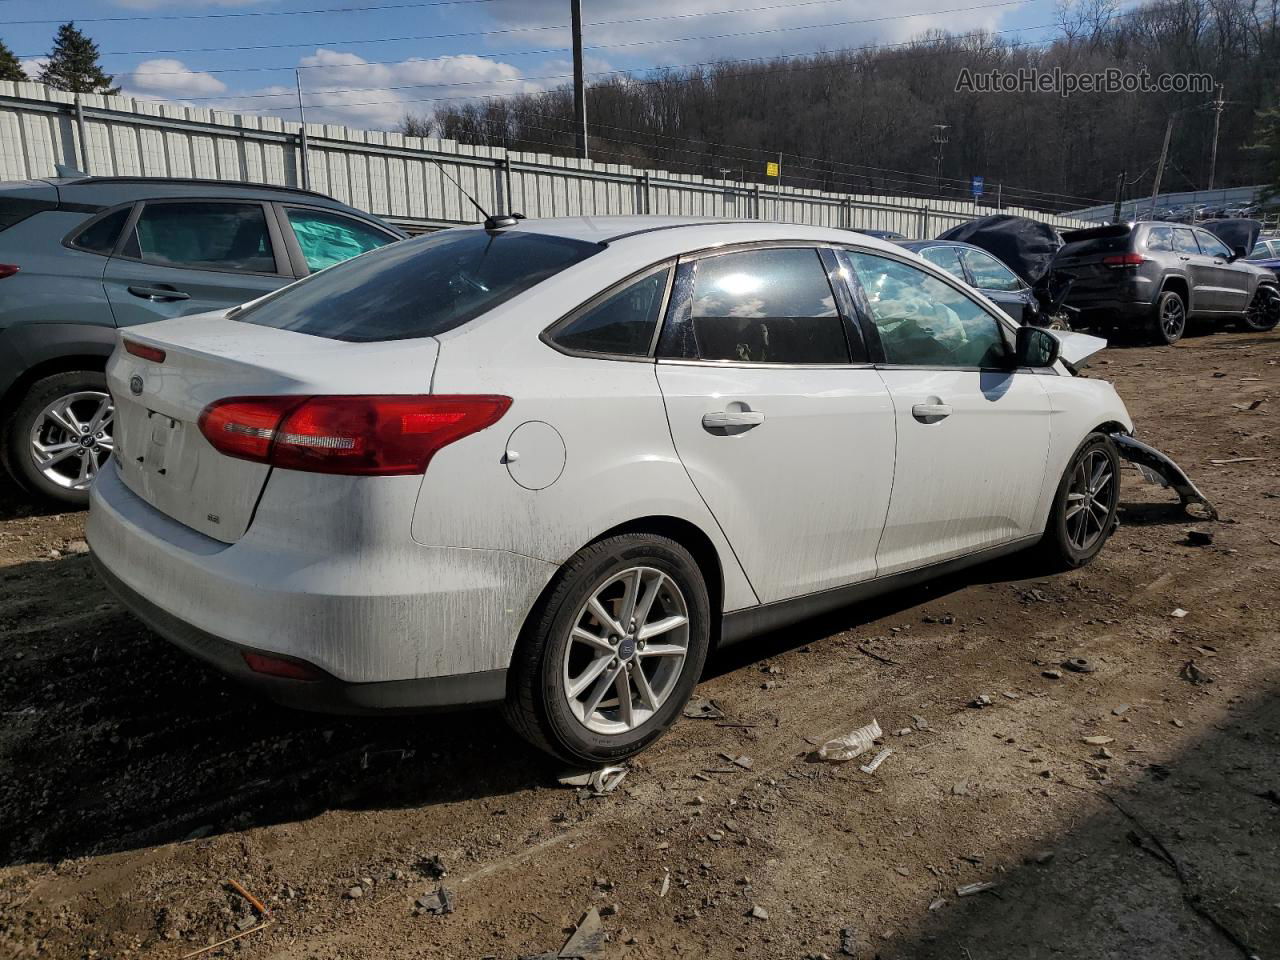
[1110,433,1219,521]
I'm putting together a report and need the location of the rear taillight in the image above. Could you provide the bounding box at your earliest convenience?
[0,264,18,279]
[123,339,167,363]
[198,395,511,476]
[1103,253,1145,267]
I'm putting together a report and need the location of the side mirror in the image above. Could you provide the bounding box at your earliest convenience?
[1015,325,1060,368]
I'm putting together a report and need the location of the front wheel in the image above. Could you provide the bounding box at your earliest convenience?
[3,370,114,507]
[504,533,712,765]
[1242,285,1280,332]
[1036,433,1121,570]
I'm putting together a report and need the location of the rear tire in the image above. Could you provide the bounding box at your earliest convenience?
[1242,285,1280,332]
[1035,433,1120,570]
[504,533,712,766]
[3,371,113,508]
[1149,290,1187,346]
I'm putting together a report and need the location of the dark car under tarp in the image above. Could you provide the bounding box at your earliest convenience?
[937,215,1064,288]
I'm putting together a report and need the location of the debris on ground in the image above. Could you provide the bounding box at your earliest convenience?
[683,697,726,720]
[1063,657,1095,673]
[1082,735,1115,746]
[1184,529,1214,546]
[859,748,893,775]
[1171,607,1189,618]
[557,907,606,957]
[559,766,628,796]
[1027,850,1056,865]
[815,719,882,762]
[955,881,997,897]
[345,886,364,899]
[658,869,670,898]
[970,694,994,708]
[748,904,770,920]
[1042,669,1063,679]
[419,854,447,879]
[414,886,454,916]
[1181,660,1214,684]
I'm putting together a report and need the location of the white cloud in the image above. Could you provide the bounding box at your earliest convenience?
[126,59,227,97]
[19,57,48,81]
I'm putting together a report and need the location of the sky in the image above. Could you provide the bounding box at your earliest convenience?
[1,0,1065,132]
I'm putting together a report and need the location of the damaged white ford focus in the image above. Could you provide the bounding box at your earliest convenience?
[89,216,1143,764]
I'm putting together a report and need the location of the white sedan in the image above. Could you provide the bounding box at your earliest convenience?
[88,217,1132,764]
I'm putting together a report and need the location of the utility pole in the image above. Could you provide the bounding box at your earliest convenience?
[1150,115,1174,219]
[1113,169,1126,223]
[931,124,950,195]
[570,0,588,160]
[1207,82,1225,191]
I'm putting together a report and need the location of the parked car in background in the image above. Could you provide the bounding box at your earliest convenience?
[896,239,1039,323]
[0,176,405,504]
[1055,220,1280,345]
[1247,238,1280,279]
[857,228,909,241]
[89,216,1136,764]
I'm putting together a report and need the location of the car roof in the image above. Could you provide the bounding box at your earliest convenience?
[496,215,909,254]
[41,176,397,224]
[897,239,973,251]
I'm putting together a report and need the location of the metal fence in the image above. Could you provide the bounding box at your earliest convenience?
[0,81,1089,238]
[1070,185,1266,224]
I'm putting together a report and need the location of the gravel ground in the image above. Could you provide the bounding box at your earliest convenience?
[1,329,1277,960]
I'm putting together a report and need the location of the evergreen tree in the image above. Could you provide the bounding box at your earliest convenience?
[1250,106,1280,205]
[37,23,118,95]
[0,39,27,83]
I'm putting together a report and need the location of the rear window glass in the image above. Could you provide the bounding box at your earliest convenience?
[237,229,601,342]
[71,207,130,254]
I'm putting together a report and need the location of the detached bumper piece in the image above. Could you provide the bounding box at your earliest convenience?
[1111,433,1219,521]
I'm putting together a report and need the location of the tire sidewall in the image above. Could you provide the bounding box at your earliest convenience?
[536,537,711,765]
[1048,433,1120,567]
[1243,287,1280,332]
[1151,290,1186,345]
[5,370,109,507]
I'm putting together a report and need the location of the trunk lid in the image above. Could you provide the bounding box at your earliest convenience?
[1055,223,1138,293]
[106,311,439,542]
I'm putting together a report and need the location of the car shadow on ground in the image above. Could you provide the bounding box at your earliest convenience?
[869,684,1280,959]
[0,474,67,523]
[0,501,1199,870]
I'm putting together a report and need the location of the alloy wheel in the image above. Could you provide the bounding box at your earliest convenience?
[1064,449,1114,552]
[1161,296,1185,341]
[561,566,690,735]
[29,391,114,491]
[1245,287,1280,330]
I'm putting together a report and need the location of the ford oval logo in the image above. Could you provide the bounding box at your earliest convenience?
[129,375,144,396]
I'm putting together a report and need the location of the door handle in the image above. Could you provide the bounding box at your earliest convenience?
[911,402,952,423]
[128,285,190,302]
[702,410,765,430]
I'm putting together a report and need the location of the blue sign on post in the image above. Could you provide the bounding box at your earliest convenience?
[971,175,984,198]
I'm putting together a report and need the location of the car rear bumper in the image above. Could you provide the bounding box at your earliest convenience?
[87,460,556,709]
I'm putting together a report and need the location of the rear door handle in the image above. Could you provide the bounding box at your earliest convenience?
[702,410,765,430]
[911,402,952,423]
[128,285,190,302]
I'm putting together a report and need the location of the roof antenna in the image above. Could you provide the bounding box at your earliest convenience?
[425,158,524,231]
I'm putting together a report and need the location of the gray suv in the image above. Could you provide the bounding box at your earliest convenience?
[1055,221,1280,345]
[0,177,405,505]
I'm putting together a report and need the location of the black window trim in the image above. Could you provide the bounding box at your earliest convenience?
[274,201,403,277]
[654,240,867,369]
[60,201,140,258]
[110,197,292,279]
[539,259,677,363]
[835,244,1046,373]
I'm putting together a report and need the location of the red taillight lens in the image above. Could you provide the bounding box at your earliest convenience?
[1102,253,1145,267]
[123,339,167,363]
[242,651,325,682]
[0,264,18,279]
[197,395,511,476]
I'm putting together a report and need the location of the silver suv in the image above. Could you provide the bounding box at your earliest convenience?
[0,176,404,505]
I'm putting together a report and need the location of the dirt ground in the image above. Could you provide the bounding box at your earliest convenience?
[0,329,1277,960]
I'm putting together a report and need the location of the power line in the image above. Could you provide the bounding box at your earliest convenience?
[17,0,1041,60]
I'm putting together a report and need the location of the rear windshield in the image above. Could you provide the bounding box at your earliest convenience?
[1057,224,1133,259]
[236,228,601,342]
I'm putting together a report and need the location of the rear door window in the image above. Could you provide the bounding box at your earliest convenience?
[919,246,966,281]
[962,249,1022,291]
[123,201,278,274]
[285,207,397,272]
[660,247,849,364]
[1173,228,1200,255]
[548,264,672,357]
[237,228,601,342]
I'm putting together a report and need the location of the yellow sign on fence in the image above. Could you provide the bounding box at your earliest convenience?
[766,161,780,178]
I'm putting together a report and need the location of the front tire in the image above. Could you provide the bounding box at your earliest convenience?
[1036,433,1120,570]
[1243,285,1280,332]
[3,371,114,508]
[504,533,712,765]
[1149,290,1187,346]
